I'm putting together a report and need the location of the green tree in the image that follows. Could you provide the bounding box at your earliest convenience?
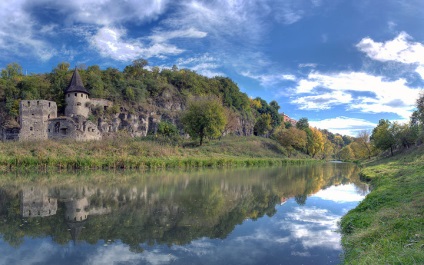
[411,92,424,125]
[1,63,22,79]
[253,97,281,129]
[371,119,396,156]
[49,62,70,112]
[157,121,178,137]
[269,100,280,111]
[254,113,272,136]
[296,117,309,130]
[181,97,227,146]
[393,122,418,149]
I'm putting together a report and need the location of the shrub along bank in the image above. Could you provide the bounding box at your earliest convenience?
[340,145,424,264]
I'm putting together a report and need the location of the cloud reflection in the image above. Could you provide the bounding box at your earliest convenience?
[312,184,367,203]
[84,245,177,265]
[278,207,342,250]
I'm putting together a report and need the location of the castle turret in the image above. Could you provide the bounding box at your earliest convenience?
[65,68,90,118]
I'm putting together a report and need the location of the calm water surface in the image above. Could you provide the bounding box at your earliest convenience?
[0,163,368,265]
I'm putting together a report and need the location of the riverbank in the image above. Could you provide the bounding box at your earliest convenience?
[340,145,424,264]
[0,136,311,172]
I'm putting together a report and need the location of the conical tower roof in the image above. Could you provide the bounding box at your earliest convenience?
[65,68,90,95]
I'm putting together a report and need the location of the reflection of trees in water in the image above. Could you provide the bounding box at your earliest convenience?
[294,194,307,206]
[0,163,364,250]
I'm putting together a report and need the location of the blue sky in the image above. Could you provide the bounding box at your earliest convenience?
[1,0,423,136]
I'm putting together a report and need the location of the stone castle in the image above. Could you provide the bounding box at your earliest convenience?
[2,68,111,141]
[1,68,262,141]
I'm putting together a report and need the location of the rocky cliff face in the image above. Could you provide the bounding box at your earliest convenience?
[95,89,255,138]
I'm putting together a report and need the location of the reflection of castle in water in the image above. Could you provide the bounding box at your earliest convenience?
[65,198,89,222]
[20,186,111,242]
[20,187,57,217]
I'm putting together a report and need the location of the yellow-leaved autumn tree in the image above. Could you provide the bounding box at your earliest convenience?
[307,127,324,158]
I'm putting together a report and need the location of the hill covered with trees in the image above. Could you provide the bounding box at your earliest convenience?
[2,60,422,164]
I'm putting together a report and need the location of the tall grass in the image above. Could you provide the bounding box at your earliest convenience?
[0,136,312,172]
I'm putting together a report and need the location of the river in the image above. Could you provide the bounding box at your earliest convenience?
[0,162,368,265]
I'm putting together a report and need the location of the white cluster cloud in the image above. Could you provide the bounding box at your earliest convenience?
[357,32,424,78]
[241,31,424,136]
[292,71,420,119]
[309,116,376,136]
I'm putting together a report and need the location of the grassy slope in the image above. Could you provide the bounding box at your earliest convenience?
[340,145,424,265]
[0,136,310,171]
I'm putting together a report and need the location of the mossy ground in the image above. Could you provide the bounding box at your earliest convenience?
[340,146,424,265]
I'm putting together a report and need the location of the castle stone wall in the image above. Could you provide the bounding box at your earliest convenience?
[48,117,102,141]
[19,100,57,141]
[1,126,20,141]
[90,98,113,110]
[65,92,90,118]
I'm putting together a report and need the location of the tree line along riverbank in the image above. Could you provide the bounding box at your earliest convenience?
[340,145,424,265]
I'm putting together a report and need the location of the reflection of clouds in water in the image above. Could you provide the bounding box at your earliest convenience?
[84,245,176,265]
[0,241,60,265]
[291,251,311,257]
[278,207,342,250]
[235,229,290,244]
[172,231,281,264]
[312,184,367,203]
[172,238,215,256]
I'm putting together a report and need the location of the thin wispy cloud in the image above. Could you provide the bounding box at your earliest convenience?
[241,72,298,87]
[90,27,205,61]
[175,54,224,77]
[0,1,56,61]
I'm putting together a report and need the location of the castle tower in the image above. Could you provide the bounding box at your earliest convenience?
[65,68,90,118]
[19,100,57,141]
